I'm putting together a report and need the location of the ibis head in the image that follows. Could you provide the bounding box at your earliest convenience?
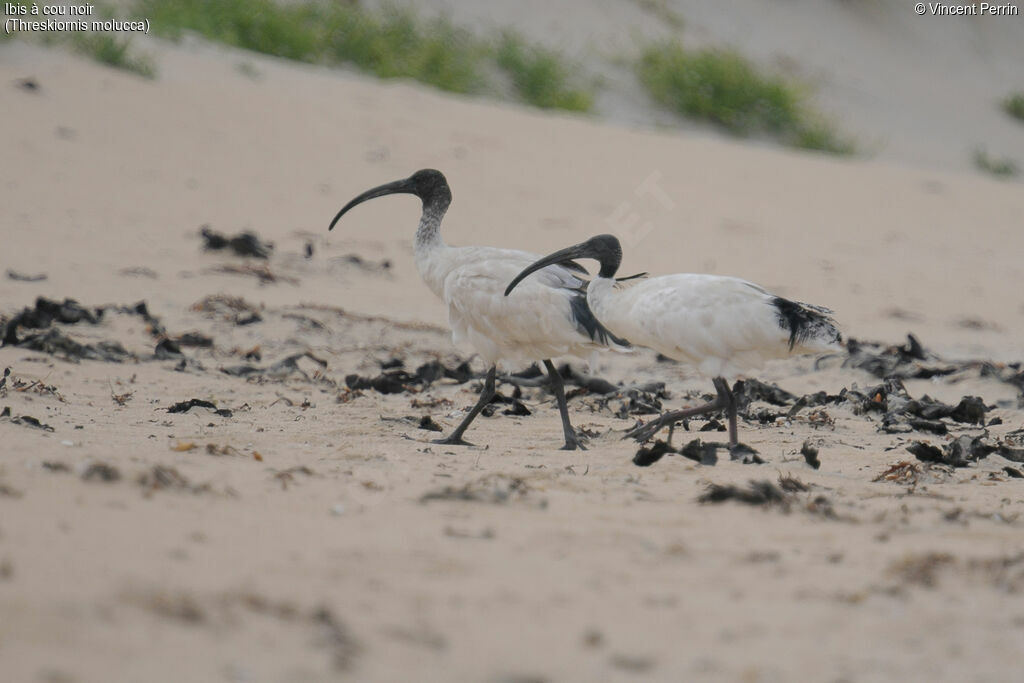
[504,234,623,297]
[329,169,451,231]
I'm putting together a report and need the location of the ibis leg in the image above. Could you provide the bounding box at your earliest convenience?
[543,360,585,451]
[433,365,497,447]
[712,377,739,449]
[625,376,736,445]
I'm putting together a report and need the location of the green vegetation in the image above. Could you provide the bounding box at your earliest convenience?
[636,40,854,154]
[1002,92,1024,123]
[135,0,591,107]
[495,32,593,111]
[138,0,321,60]
[973,147,1019,178]
[320,8,484,94]
[71,33,157,78]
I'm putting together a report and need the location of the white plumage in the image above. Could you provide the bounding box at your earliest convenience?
[420,246,612,366]
[505,234,841,450]
[587,275,836,379]
[329,170,625,449]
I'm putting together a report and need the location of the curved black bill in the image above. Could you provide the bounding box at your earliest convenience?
[328,178,417,231]
[504,242,591,297]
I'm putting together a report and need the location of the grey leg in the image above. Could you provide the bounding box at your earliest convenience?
[544,360,584,451]
[625,377,736,445]
[712,377,739,449]
[433,365,497,447]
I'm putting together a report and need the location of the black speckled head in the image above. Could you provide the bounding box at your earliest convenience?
[329,169,452,231]
[504,234,624,297]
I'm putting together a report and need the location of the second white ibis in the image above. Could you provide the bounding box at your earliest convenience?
[505,233,841,450]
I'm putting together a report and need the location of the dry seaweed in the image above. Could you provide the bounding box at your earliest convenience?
[222,352,327,381]
[632,440,675,467]
[345,359,474,395]
[2,406,55,431]
[82,463,121,482]
[420,473,543,507]
[907,435,995,468]
[698,480,789,506]
[6,269,47,282]
[167,398,233,418]
[801,440,821,469]
[199,226,272,258]
[845,334,956,380]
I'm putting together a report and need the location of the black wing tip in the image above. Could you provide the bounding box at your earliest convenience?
[772,296,840,350]
[569,293,630,348]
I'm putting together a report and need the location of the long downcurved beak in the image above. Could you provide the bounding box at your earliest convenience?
[328,177,417,231]
[504,242,592,297]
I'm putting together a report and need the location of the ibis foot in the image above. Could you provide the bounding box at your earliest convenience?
[560,436,587,451]
[432,435,477,447]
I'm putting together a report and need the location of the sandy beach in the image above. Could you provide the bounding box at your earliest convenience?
[2,6,1024,682]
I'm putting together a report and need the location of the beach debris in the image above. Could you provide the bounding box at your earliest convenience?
[273,465,316,490]
[481,389,532,417]
[698,475,837,518]
[845,334,957,380]
[839,377,989,435]
[166,398,233,418]
[118,266,159,279]
[312,606,361,671]
[698,480,790,506]
[191,295,263,325]
[199,226,272,258]
[411,396,453,409]
[907,435,996,468]
[2,369,65,402]
[732,378,797,408]
[110,382,133,405]
[504,363,622,396]
[174,332,214,348]
[15,77,39,92]
[632,439,675,467]
[138,465,214,495]
[801,440,821,469]
[588,384,669,418]
[82,462,121,482]
[222,352,327,381]
[632,437,760,467]
[155,338,183,359]
[2,297,101,346]
[420,473,544,507]
[0,298,181,363]
[0,482,23,498]
[345,358,474,395]
[418,416,443,432]
[6,269,47,282]
[887,552,955,588]
[679,438,721,466]
[208,263,298,285]
[3,297,102,338]
[329,253,392,273]
[1,407,55,431]
[778,474,810,492]
[13,328,133,363]
[42,461,71,473]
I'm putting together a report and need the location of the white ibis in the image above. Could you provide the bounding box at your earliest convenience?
[505,234,841,450]
[328,170,628,450]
